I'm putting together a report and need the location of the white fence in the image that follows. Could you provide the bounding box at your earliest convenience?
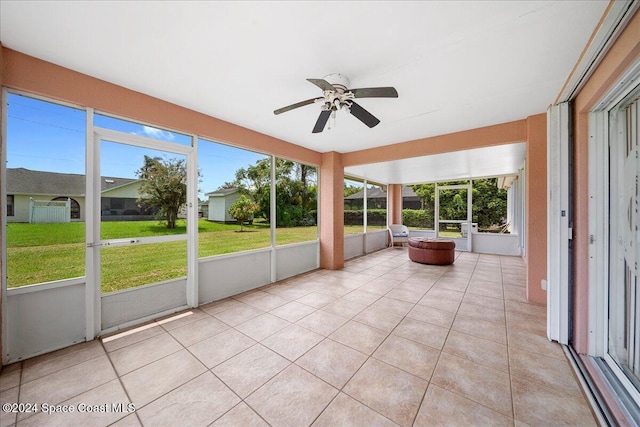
[29,198,71,223]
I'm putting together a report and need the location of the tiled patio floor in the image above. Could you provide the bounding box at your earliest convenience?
[0,249,597,426]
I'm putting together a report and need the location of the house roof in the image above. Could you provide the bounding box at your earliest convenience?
[205,187,240,197]
[345,185,419,200]
[402,186,420,199]
[7,168,139,196]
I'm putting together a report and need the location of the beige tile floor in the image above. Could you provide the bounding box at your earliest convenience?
[0,249,598,426]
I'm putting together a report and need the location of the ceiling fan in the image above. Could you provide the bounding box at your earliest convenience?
[274,74,398,133]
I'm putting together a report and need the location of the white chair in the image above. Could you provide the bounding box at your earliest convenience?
[388,224,409,247]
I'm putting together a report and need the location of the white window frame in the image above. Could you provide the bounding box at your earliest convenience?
[588,58,640,403]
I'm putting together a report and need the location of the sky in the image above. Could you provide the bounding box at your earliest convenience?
[6,93,267,198]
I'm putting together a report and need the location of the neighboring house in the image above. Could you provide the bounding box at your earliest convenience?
[198,201,208,218]
[6,168,150,222]
[401,186,422,209]
[344,185,421,210]
[205,187,241,222]
[101,178,153,218]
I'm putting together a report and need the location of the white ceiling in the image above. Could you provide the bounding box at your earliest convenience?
[345,143,527,185]
[0,1,608,184]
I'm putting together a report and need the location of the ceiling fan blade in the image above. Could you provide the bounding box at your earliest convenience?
[312,110,331,133]
[350,87,398,98]
[274,97,322,115]
[307,78,337,92]
[349,101,380,128]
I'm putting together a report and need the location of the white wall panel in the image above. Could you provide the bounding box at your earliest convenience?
[6,283,85,363]
[344,234,365,260]
[409,230,437,239]
[365,230,388,253]
[276,242,319,281]
[198,249,271,304]
[450,237,469,252]
[472,233,520,256]
[101,279,186,330]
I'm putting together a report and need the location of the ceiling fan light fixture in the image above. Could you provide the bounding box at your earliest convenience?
[274,74,398,133]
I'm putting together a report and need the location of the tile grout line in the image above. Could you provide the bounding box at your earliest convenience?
[100,338,145,426]
[14,361,23,427]
[500,255,518,424]
[407,251,474,427]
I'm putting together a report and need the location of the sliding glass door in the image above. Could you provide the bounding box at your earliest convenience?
[607,92,640,398]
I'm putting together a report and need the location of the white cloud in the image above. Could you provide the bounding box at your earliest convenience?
[141,125,175,140]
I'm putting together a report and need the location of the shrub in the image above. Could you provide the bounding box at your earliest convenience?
[228,195,259,231]
[402,209,434,228]
[343,209,387,226]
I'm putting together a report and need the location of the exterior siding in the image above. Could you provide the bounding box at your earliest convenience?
[207,192,241,222]
[8,194,87,223]
[224,192,241,222]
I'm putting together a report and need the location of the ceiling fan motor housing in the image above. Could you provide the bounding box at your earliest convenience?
[321,74,354,111]
[323,73,350,93]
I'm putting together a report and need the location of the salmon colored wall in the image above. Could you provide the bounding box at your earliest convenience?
[571,10,640,354]
[0,48,321,167]
[387,184,403,225]
[525,114,547,305]
[319,152,344,269]
[343,120,527,166]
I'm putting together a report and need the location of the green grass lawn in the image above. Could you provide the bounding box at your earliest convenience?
[7,220,317,291]
[6,220,391,292]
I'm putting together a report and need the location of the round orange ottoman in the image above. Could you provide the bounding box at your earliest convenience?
[408,237,455,265]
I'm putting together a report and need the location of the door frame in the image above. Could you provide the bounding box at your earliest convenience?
[588,58,640,404]
[86,125,198,339]
[435,181,472,251]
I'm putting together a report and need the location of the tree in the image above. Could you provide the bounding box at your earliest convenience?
[344,182,363,198]
[136,155,187,229]
[228,195,259,231]
[409,179,507,230]
[472,178,507,229]
[233,158,317,227]
[234,158,272,220]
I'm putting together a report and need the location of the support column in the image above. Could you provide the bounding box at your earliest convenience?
[526,113,547,304]
[319,152,344,270]
[387,184,403,225]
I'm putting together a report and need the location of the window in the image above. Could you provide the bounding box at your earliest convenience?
[5,92,86,288]
[197,138,271,257]
[94,114,192,146]
[404,184,435,230]
[275,159,318,245]
[366,183,387,231]
[98,138,189,293]
[7,195,14,216]
[52,197,80,219]
[471,178,508,232]
[437,182,469,238]
[110,198,124,211]
[344,178,364,234]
